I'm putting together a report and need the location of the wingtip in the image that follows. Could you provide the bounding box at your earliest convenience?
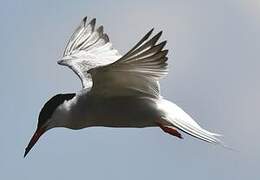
[90,18,96,26]
[162,40,167,45]
[97,25,104,34]
[149,28,154,34]
[163,49,169,55]
[154,31,163,40]
[103,33,110,42]
[82,16,88,25]
[24,147,30,158]
[157,40,167,50]
[144,28,154,39]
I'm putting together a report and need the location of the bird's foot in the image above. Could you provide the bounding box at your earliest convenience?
[157,123,183,139]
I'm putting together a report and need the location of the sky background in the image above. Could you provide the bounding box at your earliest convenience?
[1,0,260,179]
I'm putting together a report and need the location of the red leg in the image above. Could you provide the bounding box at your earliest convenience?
[158,123,183,139]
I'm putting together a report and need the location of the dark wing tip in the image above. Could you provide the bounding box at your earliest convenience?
[97,25,104,34]
[162,49,169,56]
[24,148,29,158]
[144,28,154,40]
[139,28,154,44]
[148,28,154,35]
[90,18,96,26]
[103,33,110,43]
[82,16,88,25]
[161,40,167,46]
[152,31,163,43]
[157,30,163,37]
[155,40,167,51]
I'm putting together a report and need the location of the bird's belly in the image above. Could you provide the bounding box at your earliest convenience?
[72,96,161,128]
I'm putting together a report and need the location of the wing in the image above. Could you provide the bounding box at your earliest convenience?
[58,16,122,89]
[88,29,168,98]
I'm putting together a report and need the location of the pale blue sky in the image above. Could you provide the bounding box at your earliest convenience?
[1,0,259,179]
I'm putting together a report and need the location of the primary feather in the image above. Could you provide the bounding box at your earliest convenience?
[88,29,168,98]
[60,16,121,89]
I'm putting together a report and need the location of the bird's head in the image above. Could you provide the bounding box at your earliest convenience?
[24,93,75,157]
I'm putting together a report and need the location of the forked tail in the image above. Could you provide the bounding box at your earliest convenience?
[157,99,223,145]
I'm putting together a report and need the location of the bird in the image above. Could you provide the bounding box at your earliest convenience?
[24,16,223,157]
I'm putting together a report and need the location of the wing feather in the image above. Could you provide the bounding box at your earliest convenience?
[59,17,121,89]
[88,29,168,98]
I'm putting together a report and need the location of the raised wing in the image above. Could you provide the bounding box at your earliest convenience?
[59,17,121,88]
[88,29,168,98]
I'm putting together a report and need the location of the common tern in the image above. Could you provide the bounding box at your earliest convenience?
[24,17,222,157]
